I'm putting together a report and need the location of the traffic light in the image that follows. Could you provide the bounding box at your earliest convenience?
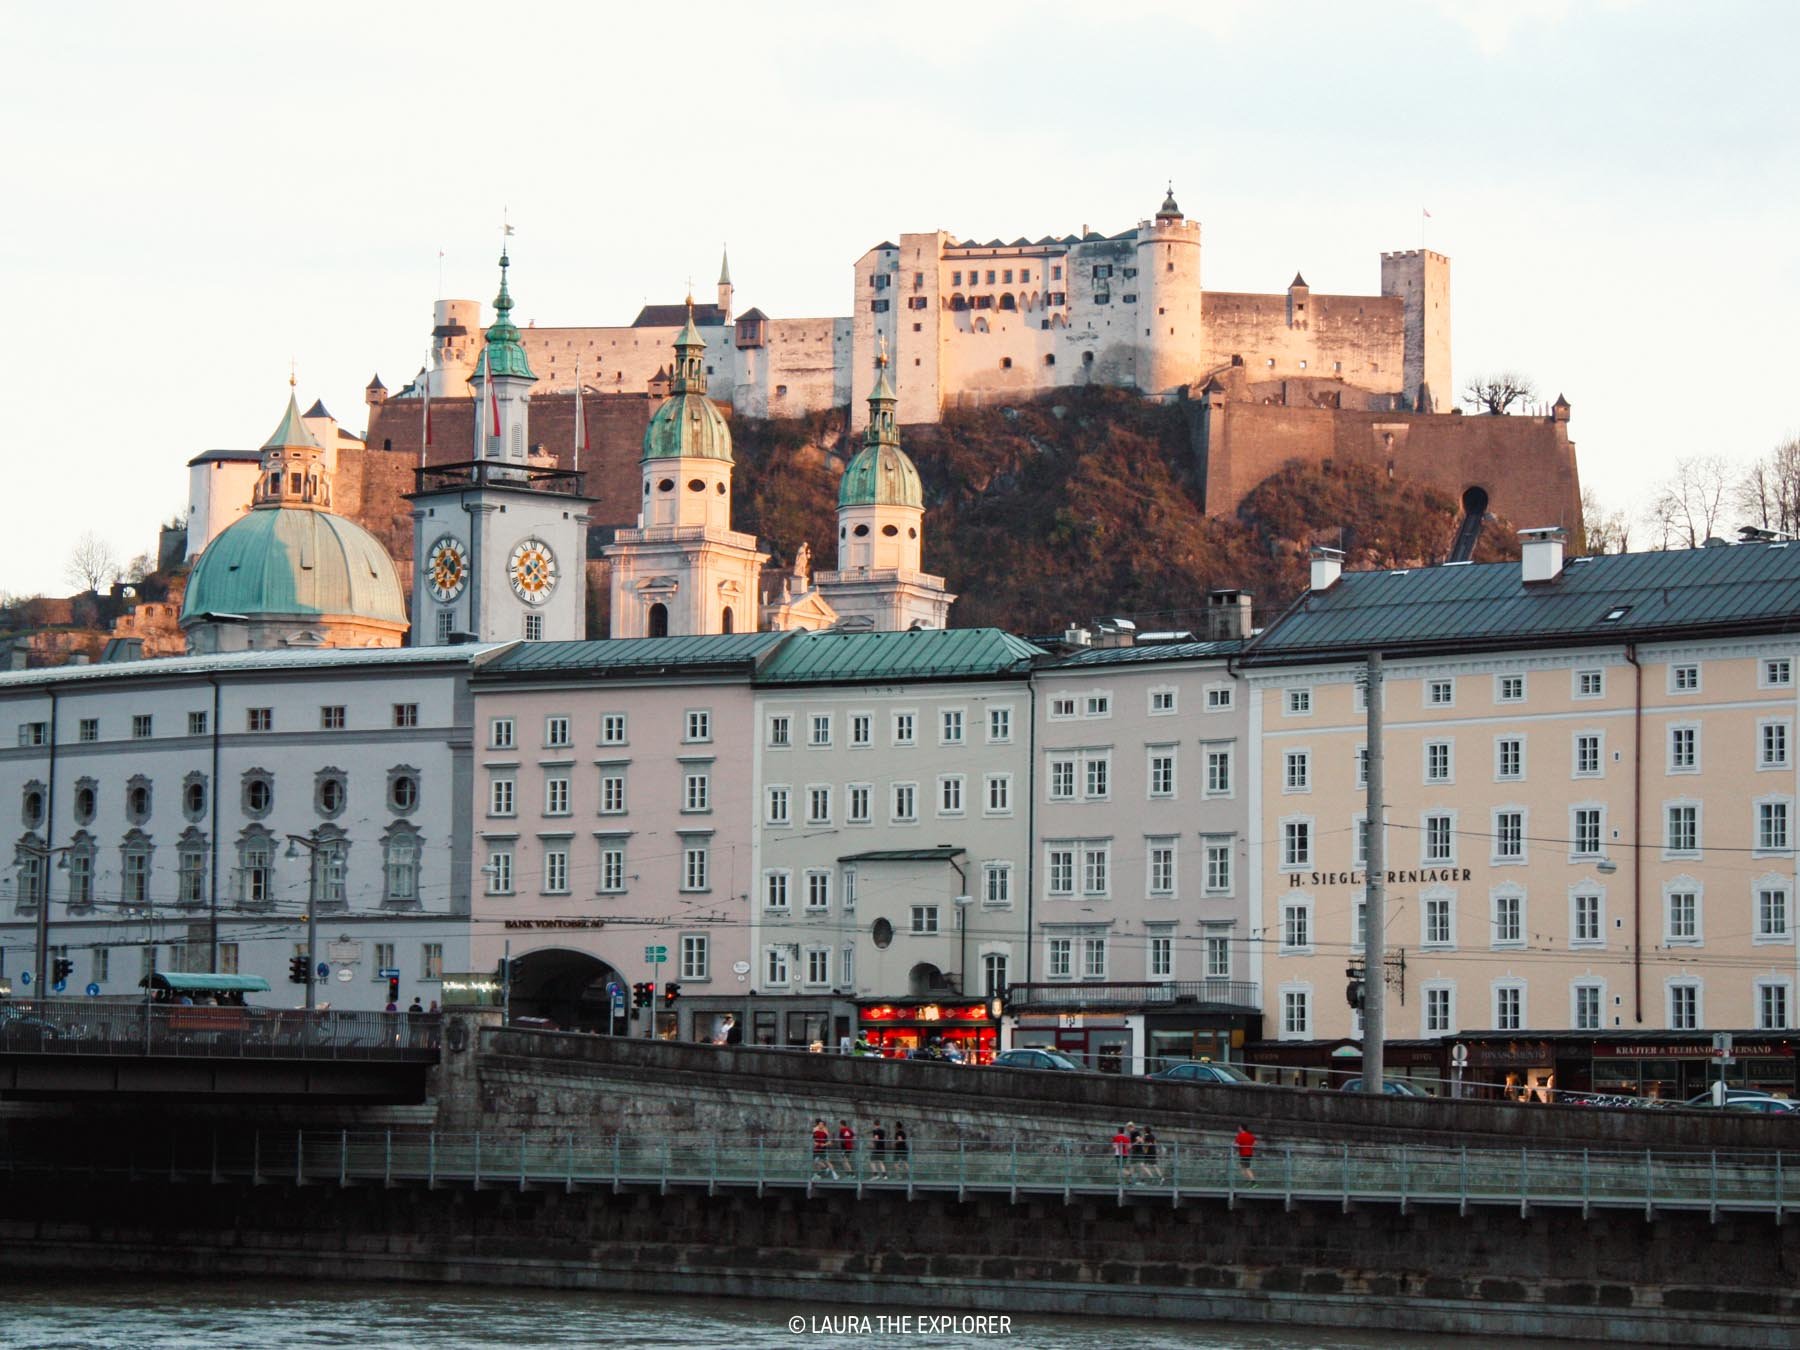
[51,958,74,985]
[289,955,310,985]
[663,981,681,1007]
[1345,966,1365,1010]
[633,981,652,1009]
[387,975,400,1004]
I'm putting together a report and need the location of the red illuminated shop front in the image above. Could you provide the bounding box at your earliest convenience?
[859,1001,997,1063]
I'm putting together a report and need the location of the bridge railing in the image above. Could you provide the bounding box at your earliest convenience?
[76,1128,1792,1217]
[0,1000,438,1063]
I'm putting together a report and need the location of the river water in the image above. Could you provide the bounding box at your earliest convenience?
[0,1279,1575,1349]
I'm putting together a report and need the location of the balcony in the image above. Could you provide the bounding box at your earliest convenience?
[1007,980,1260,1014]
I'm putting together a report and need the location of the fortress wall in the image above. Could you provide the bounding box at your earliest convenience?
[751,317,849,419]
[1201,292,1405,394]
[517,324,735,396]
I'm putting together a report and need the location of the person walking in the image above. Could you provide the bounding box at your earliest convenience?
[811,1118,837,1180]
[891,1121,910,1180]
[1139,1124,1164,1184]
[837,1119,857,1178]
[869,1122,889,1179]
[1234,1124,1258,1187]
[1111,1123,1132,1181]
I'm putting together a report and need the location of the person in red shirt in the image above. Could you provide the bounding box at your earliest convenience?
[1234,1125,1258,1186]
[1111,1124,1132,1179]
[811,1118,837,1180]
[837,1119,857,1177]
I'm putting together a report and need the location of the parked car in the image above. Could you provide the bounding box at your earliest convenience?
[1151,1059,1255,1085]
[991,1048,1086,1072]
[1683,1088,1798,1112]
[1339,1077,1431,1097]
[0,1005,60,1049]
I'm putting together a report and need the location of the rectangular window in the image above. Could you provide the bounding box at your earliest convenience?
[490,717,515,749]
[1666,889,1698,942]
[1049,696,1077,719]
[1669,726,1697,771]
[1669,984,1699,1031]
[1150,689,1176,715]
[1149,935,1173,980]
[842,867,858,912]
[1147,840,1176,896]
[1205,747,1232,796]
[422,943,443,980]
[681,935,709,981]
[189,711,209,736]
[1206,934,1231,978]
[1047,847,1075,896]
[1282,819,1311,869]
[1284,750,1309,792]
[17,721,46,746]
[891,782,917,822]
[805,948,831,986]
[764,947,789,986]
[763,871,790,912]
[1493,892,1522,946]
[1282,989,1310,1037]
[682,709,708,742]
[910,905,939,935]
[523,613,543,641]
[1763,658,1794,688]
[1048,938,1072,979]
[543,850,569,894]
[599,773,626,815]
[544,777,570,815]
[1081,844,1109,896]
[1281,901,1311,952]
[1355,817,1371,868]
[435,610,454,644]
[1576,670,1604,699]
[1424,896,1452,946]
[767,715,791,747]
[1574,984,1602,1030]
[1761,721,1790,768]
[766,786,791,826]
[1424,813,1454,863]
[1496,738,1522,780]
[246,708,272,733]
[940,709,964,744]
[1426,679,1454,706]
[1425,987,1452,1033]
[489,777,515,816]
[545,715,570,748]
[1204,838,1232,893]
[1758,886,1790,940]
[806,785,831,824]
[1084,694,1110,717]
[850,714,872,747]
[1760,801,1791,852]
[1081,936,1107,980]
[1148,750,1175,798]
[1425,741,1452,783]
[1574,892,1602,944]
[1083,755,1109,800]
[684,772,710,813]
[809,714,832,747]
[1575,733,1602,776]
[1497,675,1525,703]
[987,706,1013,742]
[984,773,1011,814]
[1495,811,1523,861]
[485,850,513,895]
[1759,983,1790,1031]
[939,775,964,815]
[1284,688,1311,715]
[892,712,915,746]
[1206,686,1233,711]
[1671,663,1700,692]
[1495,986,1523,1031]
[599,845,625,893]
[320,705,345,731]
[847,784,872,824]
[1573,807,1602,857]
[1049,757,1076,800]
[130,714,153,739]
[1666,804,1698,854]
[982,862,1012,907]
[603,713,630,745]
[178,848,205,904]
[74,717,98,742]
[682,844,709,891]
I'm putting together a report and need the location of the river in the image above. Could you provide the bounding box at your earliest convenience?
[0,1279,1580,1349]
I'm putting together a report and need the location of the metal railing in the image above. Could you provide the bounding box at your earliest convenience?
[24,1129,1788,1220]
[0,1000,438,1062]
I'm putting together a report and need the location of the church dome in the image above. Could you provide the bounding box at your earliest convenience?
[182,508,407,627]
[644,389,733,462]
[839,443,924,510]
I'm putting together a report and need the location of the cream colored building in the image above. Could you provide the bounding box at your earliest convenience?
[1241,533,1800,1099]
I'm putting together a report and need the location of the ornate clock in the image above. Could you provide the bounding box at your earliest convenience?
[508,537,558,605]
[425,535,469,603]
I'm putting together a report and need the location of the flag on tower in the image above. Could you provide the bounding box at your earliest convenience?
[474,349,490,456]
[490,364,503,440]
[1422,207,1432,218]
[420,365,433,465]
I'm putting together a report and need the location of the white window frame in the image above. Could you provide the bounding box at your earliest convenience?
[1204,683,1234,712]
[937,773,965,817]
[1147,747,1176,799]
[939,708,966,745]
[1046,846,1075,897]
[846,783,873,825]
[891,711,917,747]
[1203,836,1233,895]
[805,784,832,826]
[1424,739,1453,785]
[765,785,792,827]
[805,869,831,913]
[1756,979,1792,1031]
[1421,810,1456,865]
[1421,891,1455,949]
[1668,662,1702,695]
[1283,748,1310,794]
[1492,807,1526,865]
[1574,669,1605,700]
[1666,979,1702,1031]
[1662,879,1702,946]
[1146,838,1176,897]
[1080,842,1110,898]
[891,782,918,823]
[1148,932,1174,980]
[1279,985,1312,1040]
[1149,687,1177,716]
[986,705,1014,743]
[681,709,709,743]
[544,776,571,817]
[1494,736,1524,782]
[1571,804,1605,860]
[1280,896,1314,954]
[808,713,833,748]
[1283,688,1312,717]
[1490,887,1524,948]
[1573,730,1604,778]
[1754,875,1792,944]
[1663,800,1701,859]
[1425,678,1455,708]
[1493,982,1526,1032]
[1495,673,1526,704]
[1756,796,1792,855]
[1570,888,1605,948]
[1667,723,1700,775]
[1423,983,1455,1035]
[1760,657,1794,689]
[1759,718,1791,770]
[1204,745,1233,798]
[1573,980,1605,1031]
[981,861,1013,908]
[849,712,873,748]
[762,869,791,913]
[767,713,792,748]
[602,712,630,745]
[1280,816,1313,871]
[983,773,1013,816]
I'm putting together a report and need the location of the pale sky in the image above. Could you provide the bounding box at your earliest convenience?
[2,0,1795,596]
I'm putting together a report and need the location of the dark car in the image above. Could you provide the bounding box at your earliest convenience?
[1151,1059,1255,1085]
[1340,1076,1431,1097]
[991,1047,1085,1072]
[0,1006,60,1049]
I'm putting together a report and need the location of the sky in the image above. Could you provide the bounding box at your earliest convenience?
[2,0,1796,596]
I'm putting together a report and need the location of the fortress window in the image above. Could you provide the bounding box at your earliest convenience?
[913,323,922,333]
[1044,355,1055,366]
[1123,267,1137,279]
[1093,265,1112,279]
[1082,352,1094,365]
[1052,265,1062,281]
[1167,262,1174,272]
[1299,360,1308,370]
[999,295,1016,311]
[986,270,996,284]
[717,482,726,493]
[908,527,917,539]
[1266,358,1276,368]
[873,274,889,290]
[1021,269,1031,283]
[1122,293,1137,304]
[1094,291,1110,305]
[1003,270,1013,284]
[1334,361,1343,373]
[1001,358,1012,369]
[952,271,962,285]
[871,299,889,313]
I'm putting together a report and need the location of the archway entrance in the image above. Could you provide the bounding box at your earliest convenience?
[506,947,623,1032]
[648,603,669,638]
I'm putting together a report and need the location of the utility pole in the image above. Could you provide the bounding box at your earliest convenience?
[1362,651,1386,1091]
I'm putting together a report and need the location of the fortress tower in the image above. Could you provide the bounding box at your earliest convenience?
[1380,250,1451,412]
[429,298,482,397]
[1134,185,1203,398]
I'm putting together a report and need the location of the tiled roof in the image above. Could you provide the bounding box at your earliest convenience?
[631,303,728,328]
[186,448,261,465]
[755,628,1042,685]
[1041,639,1243,669]
[477,632,787,680]
[0,644,505,690]
[1243,544,1800,664]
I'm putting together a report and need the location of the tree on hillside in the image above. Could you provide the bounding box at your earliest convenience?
[1460,371,1537,416]
[1580,487,1632,555]
[64,532,119,593]
[1735,435,1800,538]
[1649,454,1733,550]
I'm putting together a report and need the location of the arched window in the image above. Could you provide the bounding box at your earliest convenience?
[237,826,274,908]
[721,606,735,634]
[176,828,207,907]
[649,603,669,638]
[382,824,422,908]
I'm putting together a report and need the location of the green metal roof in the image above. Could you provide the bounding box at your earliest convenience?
[1244,542,1800,665]
[1041,639,1243,668]
[838,443,923,509]
[756,628,1043,685]
[143,972,273,993]
[262,391,321,451]
[476,632,788,680]
[180,508,407,626]
[477,252,536,381]
[0,643,503,691]
[644,390,733,461]
[838,847,966,863]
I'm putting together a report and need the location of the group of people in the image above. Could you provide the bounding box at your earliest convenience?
[1107,1122,1258,1186]
[809,1118,910,1181]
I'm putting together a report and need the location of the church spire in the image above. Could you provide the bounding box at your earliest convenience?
[671,295,708,396]
[866,332,897,447]
[478,247,536,381]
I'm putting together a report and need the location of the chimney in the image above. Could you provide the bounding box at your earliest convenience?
[1062,625,1092,648]
[1206,589,1253,639]
[1519,527,1566,584]
[1309,547,1344,592]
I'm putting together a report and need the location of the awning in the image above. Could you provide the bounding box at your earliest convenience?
[140,972,273,994]
[837,847,966,864]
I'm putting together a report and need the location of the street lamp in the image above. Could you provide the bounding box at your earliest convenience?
[17,842,72,1000]
[285,833,324,1013]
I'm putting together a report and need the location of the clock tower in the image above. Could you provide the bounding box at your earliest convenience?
[408,247,593,646]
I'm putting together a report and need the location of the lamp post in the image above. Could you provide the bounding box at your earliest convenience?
[285,833,323,1013]
[17,842,72,1001]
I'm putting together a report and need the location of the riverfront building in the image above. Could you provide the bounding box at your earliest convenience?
[1240,532,1800,1099]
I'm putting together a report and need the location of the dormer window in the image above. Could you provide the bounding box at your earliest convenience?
[1601,606,1630,623]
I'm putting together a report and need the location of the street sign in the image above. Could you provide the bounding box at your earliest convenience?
[18,971,30,986]
[52,980,66,994]
[378,967,401,979]
[1450,1043,1469,1067]
[85,983,100,997]
[316,962,330,979]
[644,945,668,963]
[1712,1031,1736,1064]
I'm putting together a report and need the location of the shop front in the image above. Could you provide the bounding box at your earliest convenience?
[859,999,997,1062]
[1242,1038,1446,1091]
[1455,1032,1799,1101]
[1010,1011,1136,1073]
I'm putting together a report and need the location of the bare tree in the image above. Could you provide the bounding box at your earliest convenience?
[1460,371,1538,416]
[122,552,155,584]
[1649,455,1734,549]
[1580,487,1631,555]
[64,532,120,593]
[1735,435,1800,537]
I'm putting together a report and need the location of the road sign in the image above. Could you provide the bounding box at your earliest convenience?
[52,980,66,994]
[85,983,101,997]
[18,971,29,986]
[1712,1031,1736,1064]
[644,945,668,963]
[1450,1043,1469,1067]
[316,962,330,980]
[378,967,401,979]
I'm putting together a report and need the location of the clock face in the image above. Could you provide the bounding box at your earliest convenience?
[508,537,558,605]
[426,536,468,603]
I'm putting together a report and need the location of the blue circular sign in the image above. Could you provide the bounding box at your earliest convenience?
[52,980,66,994]
[316,962,330,979]
[18,971,30,986]
[85,983,101,997]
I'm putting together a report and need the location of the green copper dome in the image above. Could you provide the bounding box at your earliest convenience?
[181,509,407,626]
[263,391,322,450]
[643,307,732,461]
[475,250,536,382]
[839,443,923,509]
